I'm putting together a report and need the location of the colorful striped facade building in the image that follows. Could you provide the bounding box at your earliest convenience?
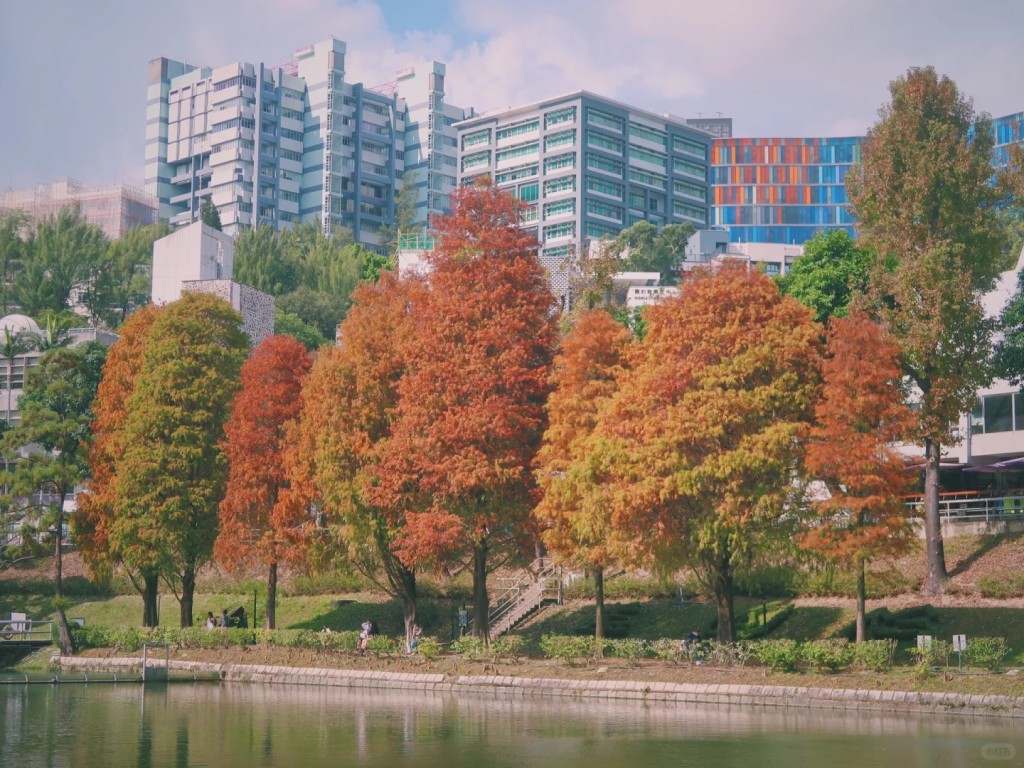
[708,111,1023,246]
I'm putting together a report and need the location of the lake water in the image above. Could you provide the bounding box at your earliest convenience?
[0,680,1021,767]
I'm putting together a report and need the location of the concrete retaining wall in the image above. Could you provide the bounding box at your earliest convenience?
[57,656,1024,719]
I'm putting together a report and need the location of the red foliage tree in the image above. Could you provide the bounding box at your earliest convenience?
[215,334,312,629]
[373,182,557,637]
[801,310,917,641]
[73,305,162,625]
[534,309,632,641]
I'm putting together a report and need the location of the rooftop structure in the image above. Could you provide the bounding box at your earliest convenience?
[0,178,157,239]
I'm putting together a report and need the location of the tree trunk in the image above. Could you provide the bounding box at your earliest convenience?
[398,570,418,652]
[142,572,159,627]
[179,568,196,628]
[594,566,605,644]
[471,540,489,640]
[266,562,277,630]
[53,504,73,655]
[713,554,735,643]
[922,438,948,595]
[855,558,867,643]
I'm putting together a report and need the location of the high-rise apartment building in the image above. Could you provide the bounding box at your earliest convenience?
[455,91,712,297]
[146,39,469,250]
[0,178,157,239]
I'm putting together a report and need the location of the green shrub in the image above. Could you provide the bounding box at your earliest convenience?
[908,639,953,672]
[651,638,687,664]
[963,636,1010,671]
[736,601,795,640]
[976,574,1024,599]
[414,636,443,661]
[751,639,800,672]
[704,641,754,668]
[451,636,488,661]
[801,639,854,672]
[365,634,398,657]
[491,634,526,661]
[539,634,596,664]
[605,638,650,665]
[852,639,897,672]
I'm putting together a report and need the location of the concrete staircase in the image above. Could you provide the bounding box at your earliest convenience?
[486,557,562,639]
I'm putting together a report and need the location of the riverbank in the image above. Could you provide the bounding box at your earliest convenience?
[55,648,1024,720]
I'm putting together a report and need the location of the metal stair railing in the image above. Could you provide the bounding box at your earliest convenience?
[486,557,561,639]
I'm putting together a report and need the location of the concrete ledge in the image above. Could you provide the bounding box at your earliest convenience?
[56,656,1024,719]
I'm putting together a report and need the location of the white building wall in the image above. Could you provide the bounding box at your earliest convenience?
[151,222,234,305]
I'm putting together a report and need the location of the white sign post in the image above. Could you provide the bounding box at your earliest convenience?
[917,634,933,651]
[953,634,967,668]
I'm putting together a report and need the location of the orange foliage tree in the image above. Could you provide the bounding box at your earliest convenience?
[282,272,427,645]
[534,309,632,641]
[73,305,162,626]
[373,183,557,637]
[800,310,917,641]
[594,262,822,641]
[215,335,312,629]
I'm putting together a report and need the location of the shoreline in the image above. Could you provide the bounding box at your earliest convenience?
[56,654,1024,720]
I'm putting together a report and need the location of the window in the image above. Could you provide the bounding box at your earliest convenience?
[213,75,257,91]
[629,144,667,168]
[462,128,491,149]
[629,168,666,189]
[673,179,706,200]
[518,182,539,202]
[586,199,623,222]
[586,153,624,177]
[495,165,538,184]
[212,117,255,133]
[462,150,491,171]
[281,128,303,142]
[543,221,575,241]
[544,152,576,173]
[980,393,1015,433]
[495,142,539,164]
[544,106,576,128]
[629,191,645,208]
[586,222,618,239]
[587,132,624,154]
[673,136,707,159]
[545,129,576,152]
[543,198,576,218]
[281,108,304,121]
[675,159,706,180]
[587,107,623,132]
[629,122,667,146]
[544,176,576,196]
[496,120,539,141]
[673,201,706,223]
[281,149,302,162]
[520,205,538,223]
[587,177,623,199]
[544,244,571,259]
[363,101,390,117]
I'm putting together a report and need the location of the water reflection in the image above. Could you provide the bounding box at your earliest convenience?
[0,682,1019,768]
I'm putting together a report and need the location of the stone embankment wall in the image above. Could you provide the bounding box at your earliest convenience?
[58,656,1024,720]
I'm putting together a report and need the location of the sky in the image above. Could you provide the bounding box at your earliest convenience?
[1,0,1023,191]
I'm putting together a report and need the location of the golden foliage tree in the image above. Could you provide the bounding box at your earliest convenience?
[594,262,822,641]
